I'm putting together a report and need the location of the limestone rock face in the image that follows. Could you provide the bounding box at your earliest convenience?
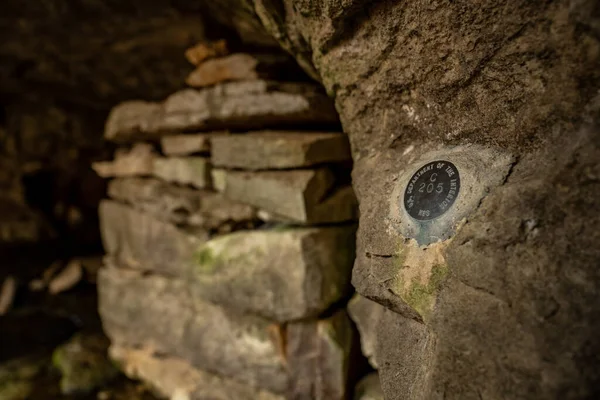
[98,266,288,393]
[91,143,156,178]
[347,294,384,369]
[286,311,354,400]
[190,226,356,321]
[107,178,257,229]
[152,157,212,189]
[161,134,216,156]
[105,80,339,142]
[186,53,299,87]
[109,344,284,400]
[354,374,384,400]
[201,1,600,398]
[222,168,357,223]
[99,200,208,276]
[211,131,351,170]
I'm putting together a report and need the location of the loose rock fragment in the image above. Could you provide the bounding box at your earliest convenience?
[92,143,155,178]
[0,276,16,316]
[105,81,338,142]
[184,40,228,66]
[186,53,296,87]
[211,131,351,170]
[190,226,356,321]
[48,259,83,295]
[153,157,212,189]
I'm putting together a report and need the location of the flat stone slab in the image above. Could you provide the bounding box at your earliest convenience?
[98,266,288,394]
[160,133,215,156]
[105,80,339,142]
[107,178,257,231]
[99,200,208,276]
[92,143,155,178]
[222,169,358,223]
[190,226,356,322]
[153,157,211,189]
[110,344,283,400]
[211,131,351,170]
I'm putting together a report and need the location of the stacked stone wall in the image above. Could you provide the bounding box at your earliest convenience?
[95,43,374,400]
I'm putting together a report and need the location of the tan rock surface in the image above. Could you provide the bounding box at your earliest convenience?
[110,344,283,400]
[152,157,211,189]
[184,40,228,66]
[105,80,338,142]
[92,143,155,178]
[98,266,288,393]
[211,130,351,170]
[99,200,208,276]
[222,169,357,223]
[107,177,257,230]
[190,226,356,321]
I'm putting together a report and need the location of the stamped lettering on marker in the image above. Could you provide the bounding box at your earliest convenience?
[403,160,461,221]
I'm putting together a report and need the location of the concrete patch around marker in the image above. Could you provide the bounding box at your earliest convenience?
[388,145,515,245]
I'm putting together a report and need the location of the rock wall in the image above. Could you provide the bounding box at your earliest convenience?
[96,46,368,400]
[189,1,600,399]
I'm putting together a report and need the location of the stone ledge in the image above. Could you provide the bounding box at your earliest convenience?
[107,177,257,231]
[190,225,356,322]
[221,169,357,223]
[211,130,351,170]
[105,80,339,143]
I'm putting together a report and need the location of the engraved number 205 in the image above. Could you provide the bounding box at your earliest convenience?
[418,182,444,194]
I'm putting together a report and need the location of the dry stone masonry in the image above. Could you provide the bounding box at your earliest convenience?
[95,41,368,400]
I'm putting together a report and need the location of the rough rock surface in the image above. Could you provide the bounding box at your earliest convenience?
[99,265,356,398]
[198,1,600,398]
[152,157,212,189]
[222,169,357,223]
[99,200,208,276]
[354,374,384,400]
[211,131,351,170]
[161,133,217,156]
[98,266,288,393]
[107,178,257,229]
[105,80,339,142]
[286,311,354,400]
[92,143,156,178]
[347,294,384,369]
[186,53,299,87]
[190,226,356,321]
[110,344,283,400]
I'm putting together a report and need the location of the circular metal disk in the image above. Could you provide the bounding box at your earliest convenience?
[403,160,461,221]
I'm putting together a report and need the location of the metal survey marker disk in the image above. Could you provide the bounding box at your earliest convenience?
[403,160,460,221]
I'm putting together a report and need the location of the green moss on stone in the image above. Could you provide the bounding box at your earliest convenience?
[193,247,220,273]
[399,264,448,320]
[52,334,119,396]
